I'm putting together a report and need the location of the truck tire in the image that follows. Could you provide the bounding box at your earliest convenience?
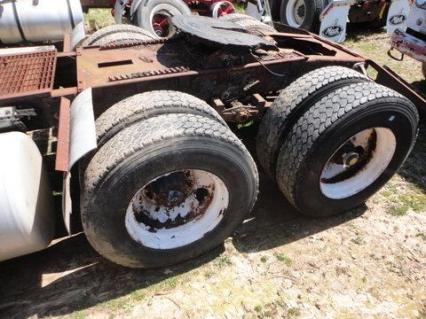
[95,91,226,148]
[81,24,154,46]
[81,114,259,268]
[276,82,418,217]
[256,66,368,178]
[134,0,191,38]
[279,0,326,31]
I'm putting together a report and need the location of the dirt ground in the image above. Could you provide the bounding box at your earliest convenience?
[0,25,425,319]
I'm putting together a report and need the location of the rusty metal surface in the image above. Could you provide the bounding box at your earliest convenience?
[76,33,363,92]
[0,47,57,100]
[369,60,426,111]
[56,97,71,172]
[80,0,113,8]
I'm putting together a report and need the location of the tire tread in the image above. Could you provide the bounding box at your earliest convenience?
[256,66,368,177]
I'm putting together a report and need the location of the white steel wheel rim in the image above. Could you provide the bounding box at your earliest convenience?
[285,0,306,27]
[149,4,180,37]
[125,169,229,249]
[320,128,396,200]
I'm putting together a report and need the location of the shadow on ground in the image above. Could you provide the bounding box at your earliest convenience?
[0,173,365,319]
[398,119,426,192]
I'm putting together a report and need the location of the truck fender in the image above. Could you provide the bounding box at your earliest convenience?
[62,88,97,233]
[386,0,410,34]
[319,0,353,43]
[71,21,86,49]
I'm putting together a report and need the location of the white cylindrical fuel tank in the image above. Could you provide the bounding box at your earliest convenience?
[0,0,84,44]
[0,132,54,262]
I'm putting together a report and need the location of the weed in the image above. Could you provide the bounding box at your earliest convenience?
[288,307,301,317]
[274,252,292,266]
[387,192,426,216]
[254,305,262,313]
[214,255,232,268]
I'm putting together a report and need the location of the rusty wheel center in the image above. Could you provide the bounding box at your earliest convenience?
[125,169,229,249]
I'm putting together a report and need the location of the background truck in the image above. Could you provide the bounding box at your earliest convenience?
[0,13,424,268]
[78,0,408,39]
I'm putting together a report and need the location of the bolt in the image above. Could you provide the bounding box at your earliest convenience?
[342,152,360,168]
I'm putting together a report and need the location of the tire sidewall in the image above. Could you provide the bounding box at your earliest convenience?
[293,102,418,217]
[83,138,257,268]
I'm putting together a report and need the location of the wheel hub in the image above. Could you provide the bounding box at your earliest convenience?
[152,13,170,37]
[286,0,306,26]
[211,1,235,18]
[296,3,305,19]
[125,169,229,249]
[320,128,396,199]
[342,152,360,167]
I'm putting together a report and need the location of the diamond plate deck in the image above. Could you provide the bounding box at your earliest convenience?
[0,46,57,100]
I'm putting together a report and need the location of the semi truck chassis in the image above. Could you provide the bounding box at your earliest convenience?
[0,17,424,268]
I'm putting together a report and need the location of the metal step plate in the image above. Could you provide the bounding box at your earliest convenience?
[0,46,57,100]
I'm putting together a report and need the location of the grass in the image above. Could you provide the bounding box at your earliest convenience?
[288,307,301,317]
[344,31,425,95]
[84,9,114,30]
[381,181,426,216]
[214,255,232,268]
[274,252,292,266]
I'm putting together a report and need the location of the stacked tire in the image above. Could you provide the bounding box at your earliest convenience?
[80,91,259,268]
[257,66,419,217]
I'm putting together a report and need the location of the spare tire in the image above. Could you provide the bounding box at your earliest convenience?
[133,0,191,38]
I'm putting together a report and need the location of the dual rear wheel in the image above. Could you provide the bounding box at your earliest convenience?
[81,91,258,268]
[257,66,418,217]
[80,67,418,268]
